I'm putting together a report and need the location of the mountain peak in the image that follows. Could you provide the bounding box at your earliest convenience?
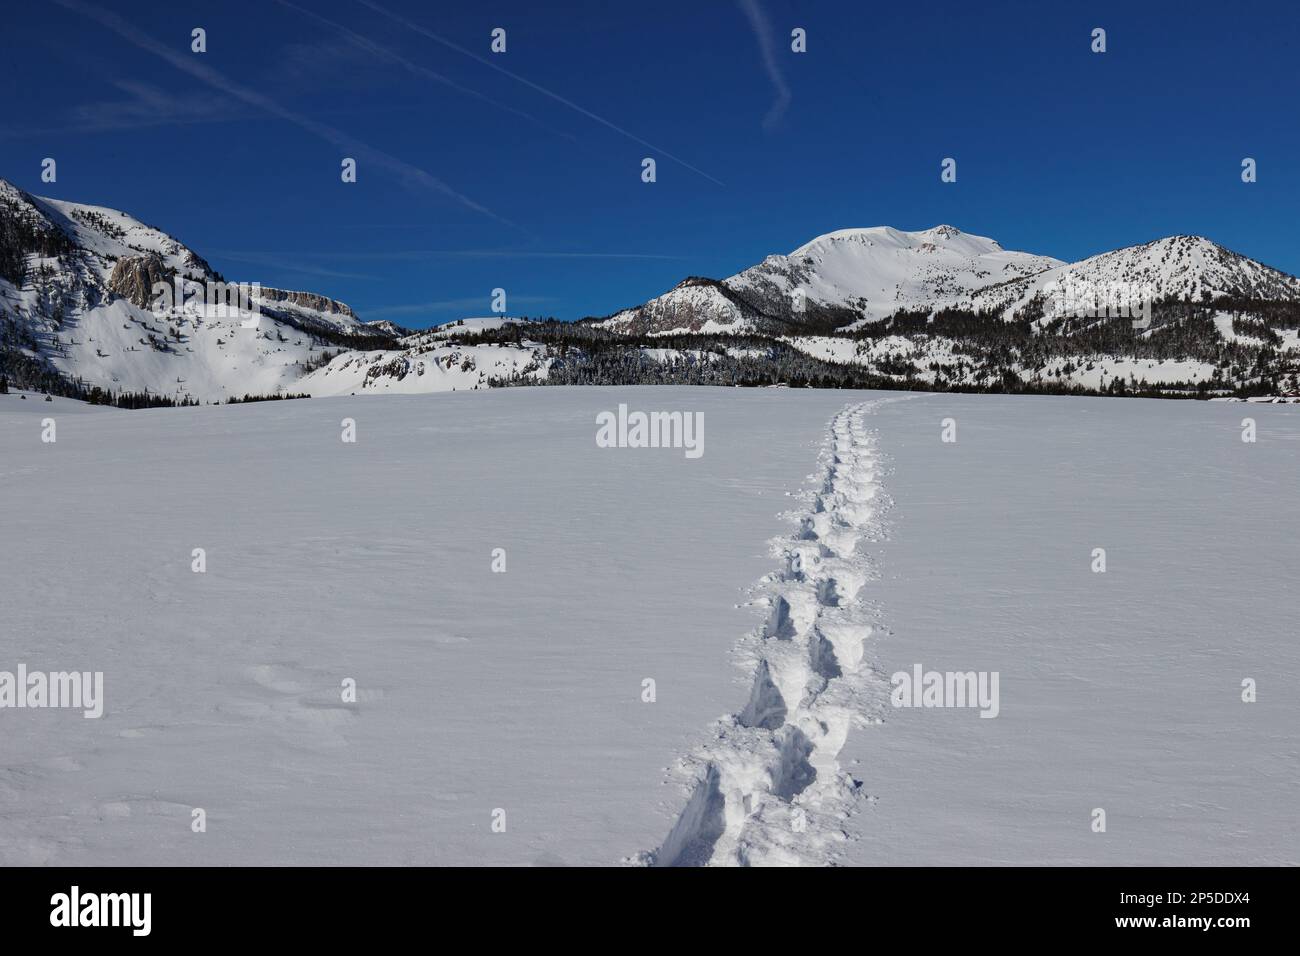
[789,224,1003,259]
[919,224,963,240]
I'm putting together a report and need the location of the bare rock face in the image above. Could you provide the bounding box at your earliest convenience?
[183,249,219,280]
[255,287,357,319]
[108,254,172,310]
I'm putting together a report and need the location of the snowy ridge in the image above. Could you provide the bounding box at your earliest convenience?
[972,235,1300,319]
[595,225,1064,335]
[637,400,900,866]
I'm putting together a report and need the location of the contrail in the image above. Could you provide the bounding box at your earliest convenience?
[737,0,792,131]
[209,250,380,281]
[355,0,725,187]
[273,0,574,141]
[50,0,517,228]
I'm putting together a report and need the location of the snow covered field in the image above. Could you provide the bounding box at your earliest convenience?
[849,394,1300,865]
[1,386,1296,865]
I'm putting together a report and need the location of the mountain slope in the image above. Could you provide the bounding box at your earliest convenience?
[299,323,550,395]
[594,226,1064,335]
[728,225,1063,325]
[0,177,396,403]
[971,234,1300,320]
[596,277,781,336]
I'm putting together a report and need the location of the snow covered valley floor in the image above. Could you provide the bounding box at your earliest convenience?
[1,387,1296,865]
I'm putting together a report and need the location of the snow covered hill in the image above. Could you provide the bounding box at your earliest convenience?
[299,325,550,396]
[0,177,397,404]
[595,226,1063,334]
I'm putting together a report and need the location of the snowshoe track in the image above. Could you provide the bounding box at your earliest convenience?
[634,399,898,866]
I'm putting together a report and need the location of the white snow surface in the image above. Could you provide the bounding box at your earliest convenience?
[1,387,1296,865]
[844,393,1300,865]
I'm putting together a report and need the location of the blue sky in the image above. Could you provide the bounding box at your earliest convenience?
[2,0,1297,327]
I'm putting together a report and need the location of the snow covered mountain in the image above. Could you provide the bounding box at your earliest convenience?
[0,177,397,403]
[593,225,1300,335]
[970,234,1300,320]
[731,225,1064,326]
[6,173,1300,404]
[595,226,1064,334]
